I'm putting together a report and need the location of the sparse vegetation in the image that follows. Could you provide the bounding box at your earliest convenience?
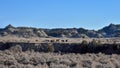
[0,24,120,68]
[81,40,88,45]
[0,48,120,68]
[48,44,55,52]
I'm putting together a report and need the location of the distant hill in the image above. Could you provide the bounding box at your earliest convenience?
[0,24,120,38]
[98,24,120,37]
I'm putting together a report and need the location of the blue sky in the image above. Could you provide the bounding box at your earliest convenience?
[0,0,120,30]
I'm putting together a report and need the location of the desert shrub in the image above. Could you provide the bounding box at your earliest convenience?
[97,40,102,45]
[88,39,102,53]
[75,39,103,53]
[81,40,88,45]
[74,40,89,53]
[48,44,55,52]
[9,45,22,53]
[81,60,92,67]
[89,39,98,46]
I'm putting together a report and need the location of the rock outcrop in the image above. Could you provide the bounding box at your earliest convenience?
[0,24,48,38]
[98,24,120,37]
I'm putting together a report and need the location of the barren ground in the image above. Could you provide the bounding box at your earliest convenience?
[0,36,120,44]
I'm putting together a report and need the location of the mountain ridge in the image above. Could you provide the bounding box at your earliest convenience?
[0,24,120,38]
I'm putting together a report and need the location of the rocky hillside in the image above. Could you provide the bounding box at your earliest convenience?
[0,24,120,38]
[98,24,120,37]
[0,25,48,38]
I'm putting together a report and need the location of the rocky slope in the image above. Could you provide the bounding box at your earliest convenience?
[0,25,48,38]
[0,24,120,38]
[98,24,120,37]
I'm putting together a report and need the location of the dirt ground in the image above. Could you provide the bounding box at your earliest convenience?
[0,36,120,44]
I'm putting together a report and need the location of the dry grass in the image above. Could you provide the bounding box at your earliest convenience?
[0,45,120,68]
[0,36,120,44]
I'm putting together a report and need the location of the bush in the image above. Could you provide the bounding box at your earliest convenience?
[97,40,102,45]
[90,39,97,46]
[81,40,88,45]
[48,44,55,52]
[75,40,89,53]
[9,45,22,53]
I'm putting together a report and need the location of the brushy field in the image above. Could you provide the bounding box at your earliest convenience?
[0,45,120,68]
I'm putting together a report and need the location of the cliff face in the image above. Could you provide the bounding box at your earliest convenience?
[0,24,120,38]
